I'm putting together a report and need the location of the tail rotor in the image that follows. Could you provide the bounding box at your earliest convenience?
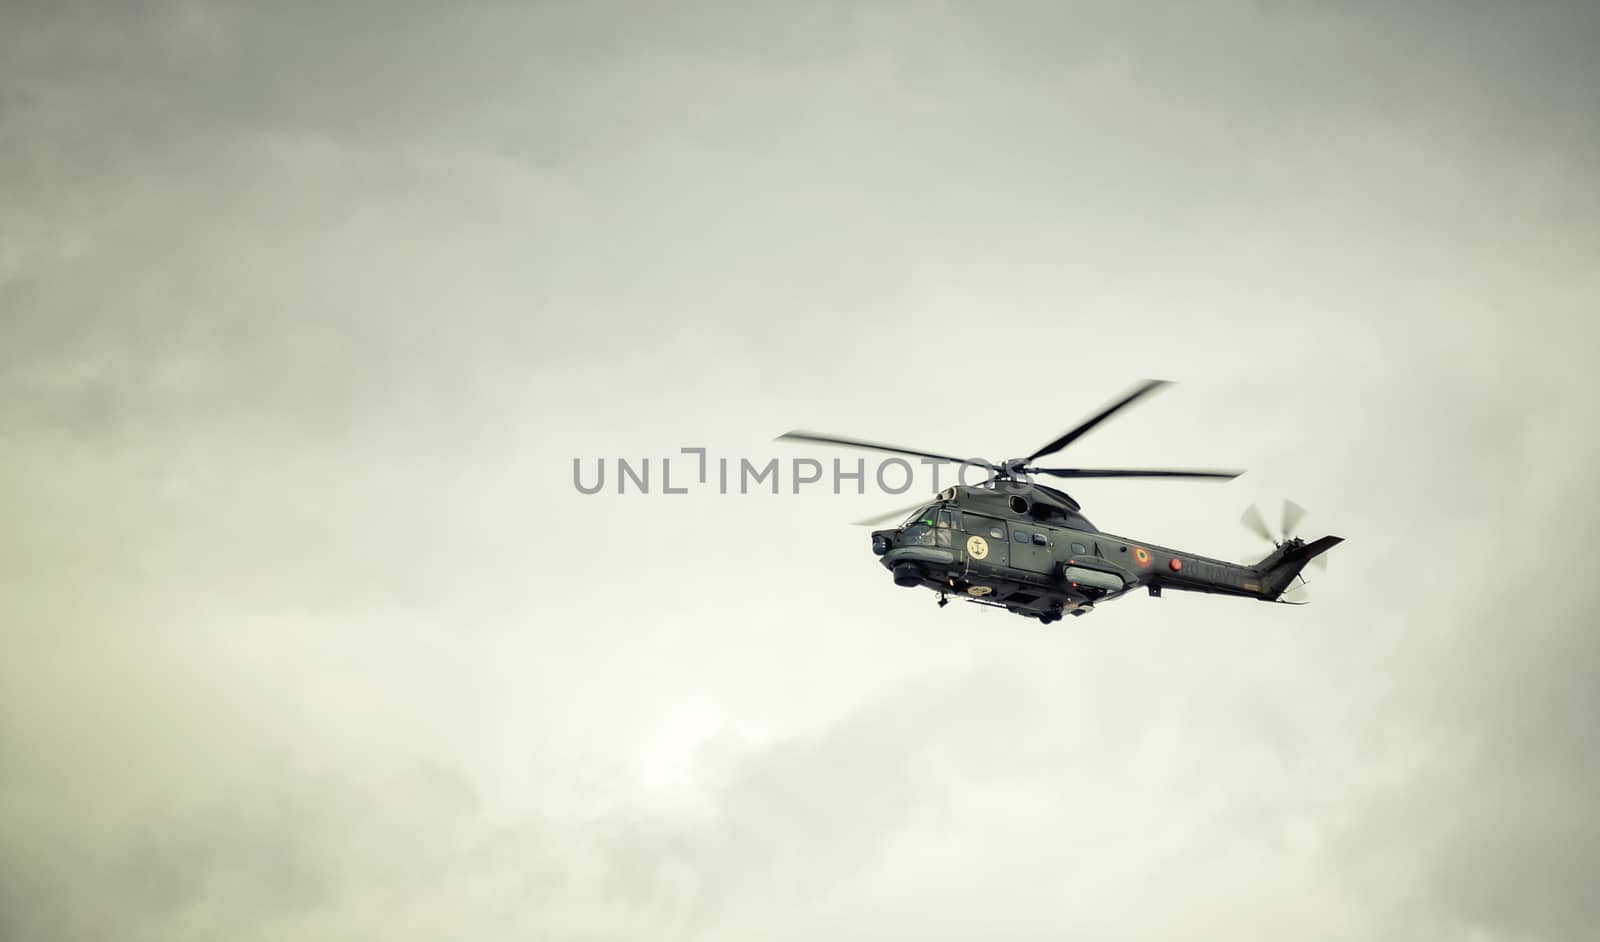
[1240,499,1335,601]
[1281,499,1307,544]
[1240,498,1326,564]
[1240,503,1274,544]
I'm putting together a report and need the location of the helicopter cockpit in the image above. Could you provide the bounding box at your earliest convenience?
[896,503,956,547]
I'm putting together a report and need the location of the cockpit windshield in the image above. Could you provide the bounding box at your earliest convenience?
[900,504,937,528]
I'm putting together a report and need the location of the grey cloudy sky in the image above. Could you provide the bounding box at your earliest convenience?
[2,1,1597,940]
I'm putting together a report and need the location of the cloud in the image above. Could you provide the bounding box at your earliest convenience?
[2,1,1598,940]
[0,661,1043,941]
[1330,482,1600,942]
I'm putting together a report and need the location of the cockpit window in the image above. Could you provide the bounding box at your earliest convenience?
[901,505,937,528]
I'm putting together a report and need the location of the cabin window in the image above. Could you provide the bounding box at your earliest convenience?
[1071,542,1088,554]
[1013,529,1028,543]
[936,510,953,528]
[964,513,1007,543]
[1032,533,1049,546]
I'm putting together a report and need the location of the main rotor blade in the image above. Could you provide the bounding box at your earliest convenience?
[1281,499,1307,538]
[852,498,934,527]
[1031,466,1243,481]
[1024,378,1172,462]
[1240,504,1274,542]
[776,431,988,469]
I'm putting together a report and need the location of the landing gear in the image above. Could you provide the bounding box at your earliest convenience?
[937,592,949,608]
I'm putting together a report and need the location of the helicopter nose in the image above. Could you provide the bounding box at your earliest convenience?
[871,533,891,556]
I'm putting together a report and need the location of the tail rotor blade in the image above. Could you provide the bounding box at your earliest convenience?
[1281,499,1307,538]
[1241,504,1273,543]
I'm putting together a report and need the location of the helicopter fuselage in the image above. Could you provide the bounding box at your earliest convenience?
[872,483,1337,623]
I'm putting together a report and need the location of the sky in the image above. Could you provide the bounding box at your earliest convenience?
[2,1,1597,940]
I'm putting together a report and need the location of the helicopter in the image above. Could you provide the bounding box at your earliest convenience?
[779,379,1341,624]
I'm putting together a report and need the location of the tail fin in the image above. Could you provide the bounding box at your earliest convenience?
[1255,535,1343,600]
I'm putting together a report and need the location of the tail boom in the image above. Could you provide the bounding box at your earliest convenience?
[1135,535,1343,602]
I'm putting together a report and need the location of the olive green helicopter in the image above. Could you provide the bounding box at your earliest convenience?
[780,380,1341,624]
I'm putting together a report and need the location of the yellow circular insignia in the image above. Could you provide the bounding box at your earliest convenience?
[966,535,989,560]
